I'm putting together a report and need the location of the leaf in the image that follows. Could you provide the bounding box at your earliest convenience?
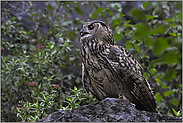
[172,108,178,116]
[62,21,72,26]
[130,9,146,21]
[155,78,161,84]
[146,15,157,21]
[125,40,132,50]
[110,3,122,10]
[166,18,174,23]
[142,2,150,10]
[177,111,182,117]
[133,24,149,39]
[176,2,181,9]
[133,43,140,52]
[47,43,51,49]
[106,9,112,16]
[178,13,182,20]
[74,7,83,16]
[164,68,177,81]
[115,26,123,34]
[74,86,77,91]
[91,7,106,19]
[171,99,179,106]
[150,24,166,35]
[92,7,106,13]
[155,92,163,102]
[164,90,175,97]
[162,51,179,64]
[153,37,169,56]
[66,98,71,102]
[115,32,123,42]
[169,32,179,37]
[143,72,149,80]
[145,37,154,49]
[149,68,157,75]
[113,19,120,26]
[161,85,169,89]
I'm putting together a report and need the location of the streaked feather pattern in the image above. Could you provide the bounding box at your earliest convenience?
[80,20,158,112]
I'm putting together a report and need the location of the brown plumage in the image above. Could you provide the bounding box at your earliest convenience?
[80,20,158,113]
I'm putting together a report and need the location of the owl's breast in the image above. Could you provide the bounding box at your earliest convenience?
[80,44,124,99]
[81,44,104,81]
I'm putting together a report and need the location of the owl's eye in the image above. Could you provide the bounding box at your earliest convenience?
[88,25,94,30]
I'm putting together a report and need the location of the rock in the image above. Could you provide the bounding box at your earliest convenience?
[38,98,182,122]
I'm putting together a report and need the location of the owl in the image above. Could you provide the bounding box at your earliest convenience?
[80,20,158,113]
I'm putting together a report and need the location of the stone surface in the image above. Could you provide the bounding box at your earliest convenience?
[38,98,182,122]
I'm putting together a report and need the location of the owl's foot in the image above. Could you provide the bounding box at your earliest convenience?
[118,93,129,101]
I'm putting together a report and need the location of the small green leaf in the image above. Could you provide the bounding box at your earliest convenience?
[130,9,146,21]
[142,2,150,10]
[115,32,123,42]
[133,24,149,39]
[125,40,132,50]
[164,68,177,81]
[176,2,181,9]
[115,26,123,34]
[166,18,174,23]
[178,13,182,20]
[47,43,51,49]
[66,98,71,102]
[145,37,154,49]
[161,85,169,89]
[106,9,112,16]
[172,108,178,116]
[155,92,163,102]
[74,7,83,16]
[169,32,179,37]
[146,15,157,21]
[92,7,106,13]
[171,99,179,106]
[143,72,149,80]
[177,111,182,117]
[162,51,179,64]
[149,68,157,75]
[91,13,98,19]
[113,19,120,26]
[62,21,72,26]
[133,43,140,52]
[179,84,182,89]
[155,78,161,84]
[74,86,77,91]
[150,24,166,35]
[153,37,169,56]
[91,7,106,19]
[164,90,175,97]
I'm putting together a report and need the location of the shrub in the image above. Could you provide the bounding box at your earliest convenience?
[1,1,182,121]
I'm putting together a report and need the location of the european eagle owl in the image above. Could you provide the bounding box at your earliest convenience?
[80,20,158,113]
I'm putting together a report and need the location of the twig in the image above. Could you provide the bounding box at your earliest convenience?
[28,1,40,44]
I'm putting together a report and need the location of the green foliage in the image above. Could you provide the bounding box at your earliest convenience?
[1,2,84,122]
[1,1,182,121]
[172,108,182,118]
[16,90,57,122]
[60,86,97,111]
[142,2,150,10]
[131,9,146,21]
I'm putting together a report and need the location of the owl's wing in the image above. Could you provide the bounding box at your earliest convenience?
[102,45,158,112]
[81,63,107,100]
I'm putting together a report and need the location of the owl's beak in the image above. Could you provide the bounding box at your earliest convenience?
[80,28,89,37]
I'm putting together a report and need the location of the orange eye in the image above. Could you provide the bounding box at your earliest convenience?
[88,25,94,30]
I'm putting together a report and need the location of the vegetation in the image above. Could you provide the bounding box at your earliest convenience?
[1,1,182,122]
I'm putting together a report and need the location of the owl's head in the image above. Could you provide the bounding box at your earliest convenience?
[80,20,115,45]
